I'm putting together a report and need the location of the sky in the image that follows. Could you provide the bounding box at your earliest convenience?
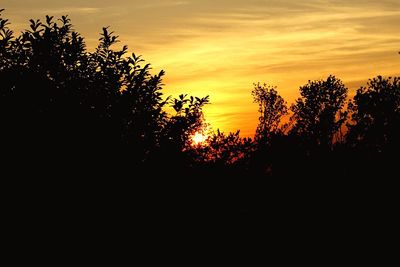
[2,0,400,136]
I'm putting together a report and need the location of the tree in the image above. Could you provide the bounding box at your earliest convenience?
[252,83,288,142]
[290,75,348,149]
[0,11,206,168]
[348,76,400,152]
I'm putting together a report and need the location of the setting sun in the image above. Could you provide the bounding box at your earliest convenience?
[192,132,207,145]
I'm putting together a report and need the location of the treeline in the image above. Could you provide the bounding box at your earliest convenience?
[1,11,399,180]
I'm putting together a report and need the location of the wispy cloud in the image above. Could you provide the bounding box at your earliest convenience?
[136,1,189,9]
[37,7,101,15]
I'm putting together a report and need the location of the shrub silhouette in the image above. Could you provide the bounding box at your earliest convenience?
[190,130,253,166]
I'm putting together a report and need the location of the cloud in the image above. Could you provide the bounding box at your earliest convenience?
[136,1,189,9]
[37,7,101,15]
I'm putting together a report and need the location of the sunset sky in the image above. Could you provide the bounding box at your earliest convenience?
[2,0,400,136]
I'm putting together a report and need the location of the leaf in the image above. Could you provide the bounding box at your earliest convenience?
[46,15,54,25]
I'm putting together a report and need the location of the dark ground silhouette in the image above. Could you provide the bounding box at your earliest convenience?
[1,11,398,233]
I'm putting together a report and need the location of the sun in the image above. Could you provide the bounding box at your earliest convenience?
[192,132,208,145]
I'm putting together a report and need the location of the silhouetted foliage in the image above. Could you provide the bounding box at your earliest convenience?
[167,94,210,150]
[0,10,207,169]
[348,76,400,152]
[191,130,253,165]
[290,75,348,150]
[252,83,288,143]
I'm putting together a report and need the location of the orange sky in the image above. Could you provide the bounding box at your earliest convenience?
[2,0,400,136]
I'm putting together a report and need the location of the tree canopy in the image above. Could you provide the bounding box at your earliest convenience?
[290,75,348,149]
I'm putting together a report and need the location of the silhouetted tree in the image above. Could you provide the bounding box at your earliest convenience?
[252,83,288,142]
[348,76,400,152]
[290,75,348,150]
[0,11,204,169]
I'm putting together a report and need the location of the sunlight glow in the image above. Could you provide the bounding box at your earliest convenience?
[192,132,207,145]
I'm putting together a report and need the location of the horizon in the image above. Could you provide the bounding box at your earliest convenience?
[2,0,400,136]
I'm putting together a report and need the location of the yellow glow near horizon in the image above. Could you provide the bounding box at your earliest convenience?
[2,0,400,137]
[192,132,208,146]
